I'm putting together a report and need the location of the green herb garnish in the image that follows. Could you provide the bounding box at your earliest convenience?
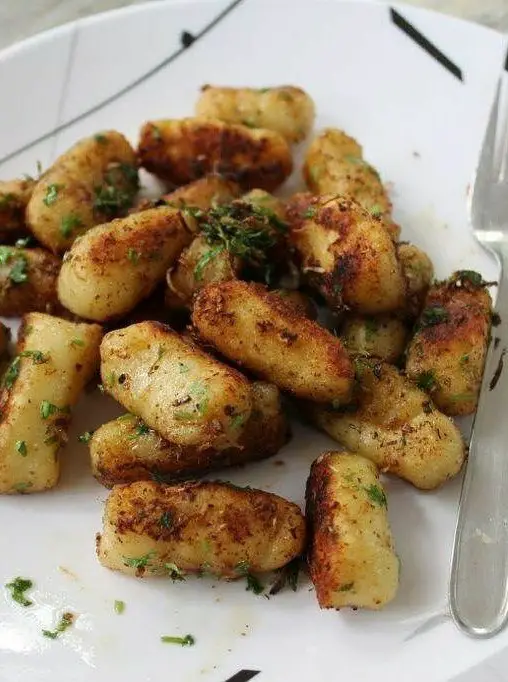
[9,255,28,284]
[337,582,355,592]
[364,484,387,507]
[78,431,94,443]
[43,183,62,206]
[419,305,449,328]
[15,440,27,456]
[415,370,438,392]
[159,511,172,529]
[40,401,58,419]
[160,634,195,646]
[193,202,286,281]
[93,163,139,218]
[114,600,125,614]
[94,134,108,144]
[178,363,190,374]
[453,270,485,287]
[6,577,33,606]
[165,562,185,581]
[304,206,317,219]
[123,552,155,570]
[128,422,150,439]
[235,560,264,595]
[370,204,383,217]
[70,338,85,347]
[269,558,301,595]
[42,612,74,639]
[127,248,140,264]
[60,214,83,238]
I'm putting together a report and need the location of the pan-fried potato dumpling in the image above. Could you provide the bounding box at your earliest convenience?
[405,271,492,416]
[309,359,466,489]
[97,480,306,578]
[303,128,399,239]
[340,314,408,364]
[166,234,240,311]
[397,243,434,317]
[306,451,399,610]
[138,117,293,191]
[0,178,35,242]
[100,321,253,448]
[192,280,354,403]
[90,381,289,487]
[0,247,61,316]
[288,195,406,314]
[58,207,191,321]
[26,131,138,254]
[195,85,315,143]
[0,313,102,493]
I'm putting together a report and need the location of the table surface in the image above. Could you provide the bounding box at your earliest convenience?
[0,0,507,50]
[1,1,508,681]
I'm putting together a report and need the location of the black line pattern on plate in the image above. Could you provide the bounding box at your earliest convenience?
[504,44,508,72]
[0,0,246,167]
[390,7,463,82]
[224,671,260,682]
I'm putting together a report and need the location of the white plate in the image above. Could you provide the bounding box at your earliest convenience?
[0,1,507,680]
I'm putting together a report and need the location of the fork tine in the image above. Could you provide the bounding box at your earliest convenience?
[470,78,502,218]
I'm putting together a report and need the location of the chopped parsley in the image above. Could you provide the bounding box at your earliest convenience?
[422,400,433,414]
[453,270,485,288]
[13,482,32,493]
[43,183,62,206]
[415,370,438,392]
[151,125,162,141]
[159,511,173,529]
[123,552,155,570]
[15,440,27,457]
[20,350,48,363]
[3,351,47,391]
[94,134,108,144]
[364,484,387,507]
[304,206,317,219]
[5,577,33,606]
[460,353,470,365]
[165,562,185,581]
[40,401,58,419]
[60,214,83,238]
[419,305,449,328]
[78,431,94,443]
[128,421,150,439]
[93,163,139,218]
[337,582,355,592]
[178,363,189,374]
[114,600,125,614]
[70,338,85,347]
[0,248,29,284]
[160,634,195,646]
[42,611,74,639]
[235,560,264,595]
[127,248,140,264]
[193,202,286,281]
[370,204,383,217]
[230,413,246,429]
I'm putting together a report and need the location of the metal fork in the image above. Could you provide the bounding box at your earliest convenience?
[450,76,508,638]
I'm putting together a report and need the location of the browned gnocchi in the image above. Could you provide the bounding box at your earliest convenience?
[27,131,138,254]
[97,480,306,578]
[137,117,293,191]
[196,85,315,143]
[405,271,492,416]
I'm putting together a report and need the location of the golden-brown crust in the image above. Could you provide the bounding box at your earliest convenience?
[306,451,399,609]
[137,117,293,191]
[406,272,492,415]
[91,382,289,487]
[0,247,61,317]
[195,85,315,143]
[97,479,306,577]
[192,280,354,403]
[288,195,406,314]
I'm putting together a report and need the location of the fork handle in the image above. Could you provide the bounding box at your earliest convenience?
[450,251,508,637]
